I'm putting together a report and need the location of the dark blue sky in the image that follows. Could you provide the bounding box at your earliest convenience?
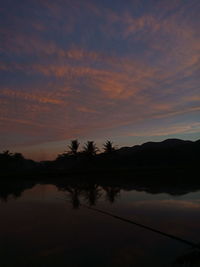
[0,0,200,160]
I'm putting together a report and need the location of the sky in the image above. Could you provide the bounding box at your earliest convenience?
[0,0,200,161]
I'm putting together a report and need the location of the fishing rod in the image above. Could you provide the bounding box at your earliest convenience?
[83,204,200,250]
[59,197,200,250]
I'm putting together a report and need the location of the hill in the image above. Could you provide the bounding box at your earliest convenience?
[1,138,199,177]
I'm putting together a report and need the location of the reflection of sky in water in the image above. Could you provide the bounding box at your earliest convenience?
[121,190,200,209]
[0,184,200,266]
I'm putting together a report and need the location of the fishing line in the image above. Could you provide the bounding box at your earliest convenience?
[58,197,200,250]
[83,204,200,250]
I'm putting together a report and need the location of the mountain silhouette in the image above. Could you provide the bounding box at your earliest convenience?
[117,138,195,154]
[1,138,199,177]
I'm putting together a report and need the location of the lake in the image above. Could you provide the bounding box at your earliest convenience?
[0,179,200,266]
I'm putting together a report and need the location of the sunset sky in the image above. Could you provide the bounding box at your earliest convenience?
[0,0,200,160]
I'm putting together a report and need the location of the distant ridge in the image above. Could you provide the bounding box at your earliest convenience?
[1,138,200,177]
[117,138,198,155]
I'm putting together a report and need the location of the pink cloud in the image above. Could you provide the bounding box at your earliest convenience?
[0,88,64,104]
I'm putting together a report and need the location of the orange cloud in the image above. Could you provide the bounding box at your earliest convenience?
[0,117,46,128]
[1,0,199,157]
[77,106,100,114]
[0,88,64,104]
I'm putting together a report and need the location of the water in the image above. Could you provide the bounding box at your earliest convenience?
[0,180,200,266]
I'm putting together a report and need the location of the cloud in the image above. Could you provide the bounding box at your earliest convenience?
[0,88,64,104]
[0,117,46,128]
[0,0,199,158]
[1,54,158,100]
[77,106,100,114]
[125,122,200,139]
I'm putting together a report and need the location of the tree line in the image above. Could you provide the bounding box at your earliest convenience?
[57,139,116,160]
[0,150,25,161]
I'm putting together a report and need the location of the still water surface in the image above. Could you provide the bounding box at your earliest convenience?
[0,181,200,266]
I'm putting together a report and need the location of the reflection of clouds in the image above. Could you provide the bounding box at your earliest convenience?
[1,181,200,257]
[128,199,200,210]
[19,184,62,203]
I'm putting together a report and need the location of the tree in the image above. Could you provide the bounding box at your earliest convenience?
[2,150,13,157]
[68,139,80,155]
[103,140,115,154]
[83,141,98,156]
[13,153,24,160]
[0,150,13,162]
[84,184,102,206]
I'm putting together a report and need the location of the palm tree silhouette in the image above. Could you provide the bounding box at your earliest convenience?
[103,140,115,153]
[84,184,102,206]
[83,141,98,156]
[103,186,120,203]
[68,139,80,155]
[64,186,82,209]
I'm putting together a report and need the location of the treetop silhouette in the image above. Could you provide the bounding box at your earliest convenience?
[83,141,99,156]
[68,139,80,155]
[103,140,116,154]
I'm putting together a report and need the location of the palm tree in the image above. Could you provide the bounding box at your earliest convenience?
[83,141,98,156]
[65,186,82,209]
[68,139,80,155]
[84,184,102,206]
[104,186,120,203]
[103,140,115,153]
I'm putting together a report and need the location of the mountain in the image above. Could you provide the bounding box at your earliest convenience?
[117,138,196,154]
[1,138,199,177]
[114,138,199,168]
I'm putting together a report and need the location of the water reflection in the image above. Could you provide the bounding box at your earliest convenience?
[1,178,200,205]
[0,181,123,208]
[63,186,83,209]
[104,186,121,203]
[0,180,35,202]
[59,184,119,208]
[0,179,200,266]
[174,248,200,266]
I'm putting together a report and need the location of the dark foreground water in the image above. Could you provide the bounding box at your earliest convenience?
[0,180,200,267]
